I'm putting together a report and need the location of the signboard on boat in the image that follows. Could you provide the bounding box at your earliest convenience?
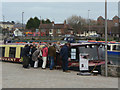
[79,53,89,71]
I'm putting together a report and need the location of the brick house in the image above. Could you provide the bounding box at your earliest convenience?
[39,21,73,36]
[78,16,119,38]
[0,22,14,30]
[80,16,119,37]
[97,16,120,38]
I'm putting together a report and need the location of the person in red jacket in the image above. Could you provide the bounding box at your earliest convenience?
[42,45,48,69]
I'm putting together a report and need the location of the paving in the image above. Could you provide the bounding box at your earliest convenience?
[1,62,119,88]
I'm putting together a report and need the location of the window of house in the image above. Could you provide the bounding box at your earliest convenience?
[57,29,61,33]
[9,47,16,58]
[49,29,53,34]
[117,34,119,37]
[41,29,45,32]
[36,29,39,32]
[114,23,118,26]
[0,47,5,57]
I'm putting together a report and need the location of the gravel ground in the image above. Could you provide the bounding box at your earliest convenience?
[1,62,118,88]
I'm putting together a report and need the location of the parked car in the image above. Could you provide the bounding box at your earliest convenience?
[89,34,100,37]
[64,37,76,43]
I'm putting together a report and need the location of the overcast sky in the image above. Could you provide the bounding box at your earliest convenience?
[1,2,119,24]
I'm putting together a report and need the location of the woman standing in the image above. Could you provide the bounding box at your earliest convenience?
[42,45,48,69]
[32,48,42,68]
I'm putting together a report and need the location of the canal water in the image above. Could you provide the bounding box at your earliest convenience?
[108,54,120,65]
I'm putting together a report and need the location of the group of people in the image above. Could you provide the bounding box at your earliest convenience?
[22,41,71,72]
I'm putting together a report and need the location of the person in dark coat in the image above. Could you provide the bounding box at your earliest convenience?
[29,44,37,67]
[22,44,30,68]
[60,43,70,72]
[4,38,7,44]
[67,43,71,59]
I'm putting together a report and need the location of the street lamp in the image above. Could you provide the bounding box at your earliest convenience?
[22,12,24,30]
[105,0,108,77]
[3,15,5,29]
[88,10,90,36]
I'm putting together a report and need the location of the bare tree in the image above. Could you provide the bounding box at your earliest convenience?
[67,15,87,36]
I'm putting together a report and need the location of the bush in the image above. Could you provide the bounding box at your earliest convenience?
[114,37,120,42]
[96,37,101,41]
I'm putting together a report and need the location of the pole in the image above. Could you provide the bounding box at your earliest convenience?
[3,15,5,35]
[3,15,5,22]
[105,0,108,77]
[22,12,24,30]
[3,15,4,28]
[87,10,90,37]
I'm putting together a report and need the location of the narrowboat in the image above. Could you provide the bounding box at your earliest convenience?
[0,42,105,73]
[107,42,120,55]
[107,42,120,65]
[78,40,120,65]
[0,43,45,63]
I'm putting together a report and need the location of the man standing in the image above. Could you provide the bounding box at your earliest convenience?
[29,45,37,67]
[48,43,56,70]
[4,38,7,44]
[60,43,70,72]
[22,44,30,69]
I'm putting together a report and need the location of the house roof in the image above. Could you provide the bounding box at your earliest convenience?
[113,16,119,20]
[14,23,26,28]
[39,23,73,30]
[0,22,13,25]
[97,16,105,20]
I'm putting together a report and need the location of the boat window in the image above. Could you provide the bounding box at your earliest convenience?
[116,45,120,51]
[98,46,105,60]
[20,47,23,57]
[113,45,117,50]
[0,47,5,57]
[9,47,16,58]
[71,48,76,60]
[70,47,79,61]
[107,45,110,50]
[79,45,99,60]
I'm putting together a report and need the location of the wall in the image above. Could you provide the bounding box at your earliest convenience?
[101,65,120,77]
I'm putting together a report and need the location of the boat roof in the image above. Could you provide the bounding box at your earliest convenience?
[0,42,103,46]
[78,40,120,45]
